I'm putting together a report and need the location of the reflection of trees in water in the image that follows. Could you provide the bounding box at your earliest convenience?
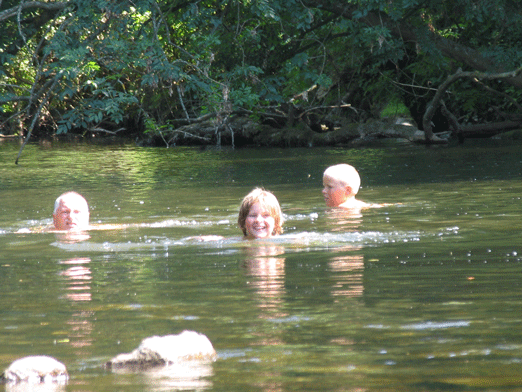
[251,378,284,392]
[58,257,94,352]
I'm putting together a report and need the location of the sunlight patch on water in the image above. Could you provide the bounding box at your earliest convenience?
[365,321,471,330]
[267,315,310,324]
[401,320,470,330]
[279,230,423,247]
[146,219,231,228]
[50,229,426,253]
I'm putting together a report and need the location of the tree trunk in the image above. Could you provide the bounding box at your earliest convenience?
[461,121,522,138]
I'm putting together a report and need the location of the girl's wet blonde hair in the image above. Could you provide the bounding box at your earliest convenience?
[238,188,283,236]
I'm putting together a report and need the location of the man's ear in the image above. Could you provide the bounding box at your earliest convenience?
[345,185,353,196]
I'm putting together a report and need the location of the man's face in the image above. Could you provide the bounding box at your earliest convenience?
[322,175,350,207]
[53,197,89,231]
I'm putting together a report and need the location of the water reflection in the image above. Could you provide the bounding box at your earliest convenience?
[243,245,287,321]
[324,208,363,232]
[53,231,91,243]
[329,253,364,299]
[4,142,522,392]
[56,244,215,390]
[324,208,365,299]
[58,257,94,354]
[5,383,67,392]
[111,361,214,391]
[242,244,286,392]
[59,257,92,302]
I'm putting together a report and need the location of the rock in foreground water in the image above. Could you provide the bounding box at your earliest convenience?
[1,356,68,384]
[106,330,217,369]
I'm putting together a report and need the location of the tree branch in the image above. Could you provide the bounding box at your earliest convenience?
[423,67,522,141]
[15,70,65,164]
[302,0,522,89]
[0,1,69,23]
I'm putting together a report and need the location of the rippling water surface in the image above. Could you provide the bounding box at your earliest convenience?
[1,139,522,392]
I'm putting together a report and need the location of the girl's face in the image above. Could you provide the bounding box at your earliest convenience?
[244,202,276,239]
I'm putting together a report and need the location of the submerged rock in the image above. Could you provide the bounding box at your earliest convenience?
[105,330,217,369]
[1,355,68,384]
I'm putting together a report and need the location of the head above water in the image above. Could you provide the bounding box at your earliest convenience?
[53,191,90,231]
[238,188,283,239]
[322,164,361,207]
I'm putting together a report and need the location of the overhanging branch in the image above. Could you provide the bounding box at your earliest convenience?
[0,1,69,23]
[423,67,522,142]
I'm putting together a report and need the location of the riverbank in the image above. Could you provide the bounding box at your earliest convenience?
[4,116,522,150]
[138,116,440,148]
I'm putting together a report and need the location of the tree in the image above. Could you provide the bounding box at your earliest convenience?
[1,0,522,161]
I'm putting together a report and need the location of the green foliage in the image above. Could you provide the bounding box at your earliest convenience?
[1,0,521,139]
[380,100,411,118]
[230,85,260,109]
[57,78,138,134]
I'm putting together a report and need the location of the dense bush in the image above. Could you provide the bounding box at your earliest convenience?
[1,0,521,149]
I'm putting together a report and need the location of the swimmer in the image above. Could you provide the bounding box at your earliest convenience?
[53,191,90,231]
[322,164,369,209]
[238,188,283,239]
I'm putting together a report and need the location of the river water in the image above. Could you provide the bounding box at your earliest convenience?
[1,139,522,392]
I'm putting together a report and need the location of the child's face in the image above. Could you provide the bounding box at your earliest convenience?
[244,202,276,239]
[322,175,350,207]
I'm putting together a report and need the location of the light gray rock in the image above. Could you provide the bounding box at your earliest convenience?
[106,330,217,369]
[2,356,68,384]
[411,130,447,143]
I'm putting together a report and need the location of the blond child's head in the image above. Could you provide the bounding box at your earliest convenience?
[322,164,362,207]
[238,188,283,239]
